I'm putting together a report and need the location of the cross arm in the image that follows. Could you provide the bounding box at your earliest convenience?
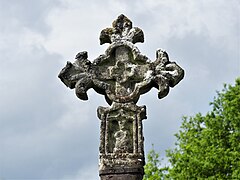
[152,49,184,99]
[58,51,95,100]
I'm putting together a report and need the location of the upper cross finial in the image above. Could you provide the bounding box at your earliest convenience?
[58,14,184,105]
[100,14,144,45]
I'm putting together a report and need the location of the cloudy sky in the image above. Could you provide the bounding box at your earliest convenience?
[0,0,239,179]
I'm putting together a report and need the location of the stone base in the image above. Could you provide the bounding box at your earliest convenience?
[100,167,144,180]
[100,173,143,180]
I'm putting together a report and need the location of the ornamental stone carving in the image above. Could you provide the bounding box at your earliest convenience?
[58,14,184,180]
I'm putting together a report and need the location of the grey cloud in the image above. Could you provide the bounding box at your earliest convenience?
[0,0,61,34]
[0,1,101,178]
[0,41,102,178]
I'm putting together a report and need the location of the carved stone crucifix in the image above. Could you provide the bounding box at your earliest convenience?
[58,14,184,180]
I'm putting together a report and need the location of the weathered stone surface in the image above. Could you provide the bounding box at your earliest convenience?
[98,102,146,177]
[58,15,184,105]
[58,14,184,180]
[100,173,143,180]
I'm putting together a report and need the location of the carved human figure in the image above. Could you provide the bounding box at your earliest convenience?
[113,119,132,153]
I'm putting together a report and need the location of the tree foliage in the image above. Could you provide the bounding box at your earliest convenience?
[144,78,240,179]
[143,145,168,180]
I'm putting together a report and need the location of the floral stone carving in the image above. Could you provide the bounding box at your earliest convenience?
[58,14,184,180]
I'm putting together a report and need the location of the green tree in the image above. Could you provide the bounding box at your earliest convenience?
[143,145,168,180]
[144,78,240,179]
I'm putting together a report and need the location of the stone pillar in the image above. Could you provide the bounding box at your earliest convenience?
[98,103,146,179]
[58,14,184,180]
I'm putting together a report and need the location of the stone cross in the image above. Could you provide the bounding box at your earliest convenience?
[58,14,184,180]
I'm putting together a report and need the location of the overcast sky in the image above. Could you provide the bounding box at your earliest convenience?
[0,0,239,179]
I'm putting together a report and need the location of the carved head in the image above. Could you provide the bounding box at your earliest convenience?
[118,119,127,130]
